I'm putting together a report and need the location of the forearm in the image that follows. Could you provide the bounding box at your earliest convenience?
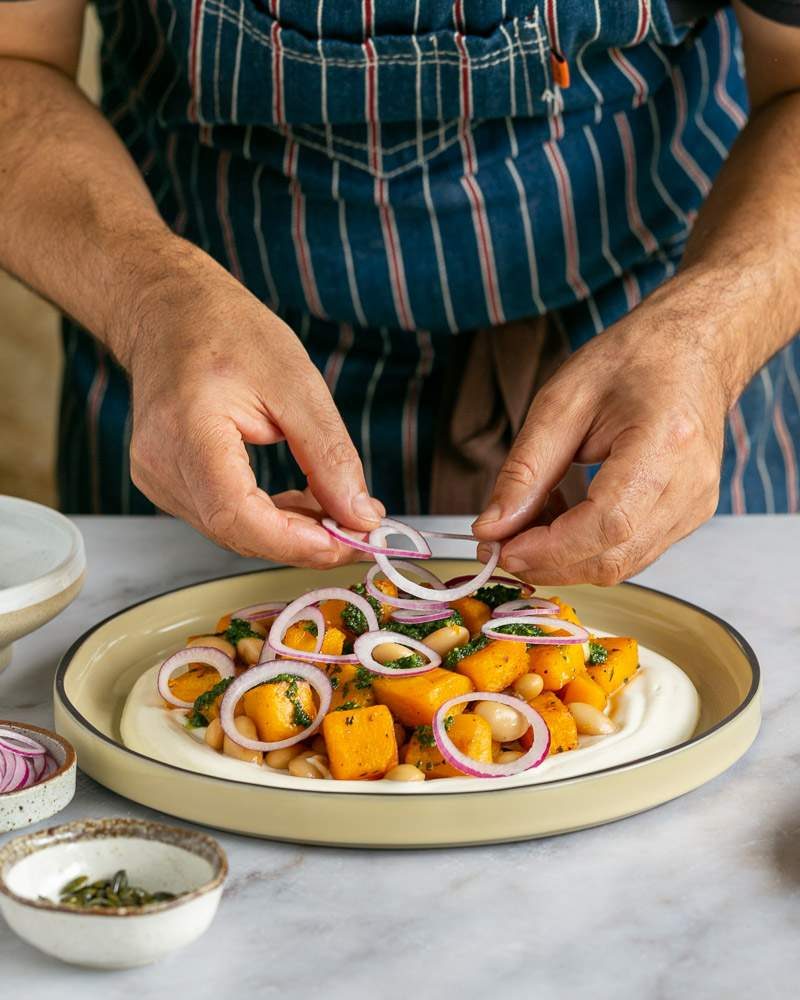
[0,57,194,366]
[670,91,800,402]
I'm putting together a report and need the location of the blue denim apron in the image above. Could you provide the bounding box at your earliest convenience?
[60,1,800,515]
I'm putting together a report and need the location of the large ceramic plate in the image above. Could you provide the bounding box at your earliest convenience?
[54,563,760,847]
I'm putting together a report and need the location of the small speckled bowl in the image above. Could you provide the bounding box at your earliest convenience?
[0,817,228,969]
[0,721,76,833]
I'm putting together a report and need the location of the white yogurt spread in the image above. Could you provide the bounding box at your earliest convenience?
[120,631,700,794]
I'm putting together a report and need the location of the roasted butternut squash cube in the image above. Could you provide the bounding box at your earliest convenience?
[456,639,529,693]
[528,643,584,691]
[200,686,246,724]
[526,692,578,755]
[243,677,316,743]
[168,666,220,705]
[451,596,492,637]
[322,705,398,780]
[319,599,348,630]
[587,637,639,694]
[215,613,232,634]
[326,662,376,711]
[283,623,347,668]
[404,713,493,778]
[320,626,347,657]
[281,621,319,654]
[561,671,608,711]
[373,667,473,727]
[543,596,582,627]
[372,577,400,620]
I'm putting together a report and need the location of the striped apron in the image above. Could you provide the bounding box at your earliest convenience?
[59,1,800,516]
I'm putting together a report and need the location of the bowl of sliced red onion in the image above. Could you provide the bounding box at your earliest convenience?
[0,721,76,832]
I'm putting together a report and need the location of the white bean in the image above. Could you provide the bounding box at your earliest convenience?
[306,754,331,779]
[187,634,235,659]
[474,701,529,742]
[204,717,224,752]
[567,702,619,736]
[288,755,322,779]
[384,764,426,782]
[373,641,415,664]
[495,750,523,764]
[236,636,264,665]
[265,745,305,770]
[512,672,544,701]
[423,625,470,657]
[222,716,262,764]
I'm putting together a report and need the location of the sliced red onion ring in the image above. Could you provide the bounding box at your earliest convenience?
[268,587,376,663]
[258,643,278,665]
[390,607,453,625]
[482,615,589,645]
[323,516,431,560]
[420,530,477,541]
[219,659,332,752]
[231,601,287,622]
[0,750,26,792]
[364,563,449,612]
[353,630,441,677]
[443,574,535,596]
[0,740,58,794]
[492,598,560,617]
[157,646,237,708]
[374,540,501,603]
[432,693,551,778]
[0,728,47,758]
[0,738,44,760]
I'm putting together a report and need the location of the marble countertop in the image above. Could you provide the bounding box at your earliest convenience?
[0,515,797,999]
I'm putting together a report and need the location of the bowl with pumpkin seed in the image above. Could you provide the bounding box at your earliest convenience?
[0,816,227,968]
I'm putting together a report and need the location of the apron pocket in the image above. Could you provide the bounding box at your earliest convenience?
[190,1,553,130]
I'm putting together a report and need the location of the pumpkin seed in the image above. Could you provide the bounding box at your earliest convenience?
[57,870,177,909]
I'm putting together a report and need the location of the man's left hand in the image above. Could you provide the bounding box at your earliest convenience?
[472,275,731,585]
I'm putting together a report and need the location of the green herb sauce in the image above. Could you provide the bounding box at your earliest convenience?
[185,676,235,728]
[444,634,490,669]
[588,641,608,665]
[472,584,522,609]
[221,617,261,644]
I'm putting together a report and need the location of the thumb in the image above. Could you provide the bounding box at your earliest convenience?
[472,388,590,541]
[282,368,384,531]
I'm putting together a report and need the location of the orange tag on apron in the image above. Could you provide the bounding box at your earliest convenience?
[551,52,570,89]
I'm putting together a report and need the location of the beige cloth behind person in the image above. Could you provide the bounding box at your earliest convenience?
[430,316,586,516]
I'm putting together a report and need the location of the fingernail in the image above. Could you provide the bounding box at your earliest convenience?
[502,554,527,574]
[353,492,383,524]
[476,543,493,563]
[473,503,502,528]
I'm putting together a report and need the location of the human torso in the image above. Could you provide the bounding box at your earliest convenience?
[94,0,746,333]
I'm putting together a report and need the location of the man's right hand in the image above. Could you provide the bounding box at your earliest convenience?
[0,7,380,567]
[119,240,383,567]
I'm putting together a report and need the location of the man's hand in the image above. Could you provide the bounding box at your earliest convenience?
[122,241,383,567]
[475,5,800,585]
[0,8,381,567]
[472,274,729,585]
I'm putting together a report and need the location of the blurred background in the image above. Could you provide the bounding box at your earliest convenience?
[0,10,100,506]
